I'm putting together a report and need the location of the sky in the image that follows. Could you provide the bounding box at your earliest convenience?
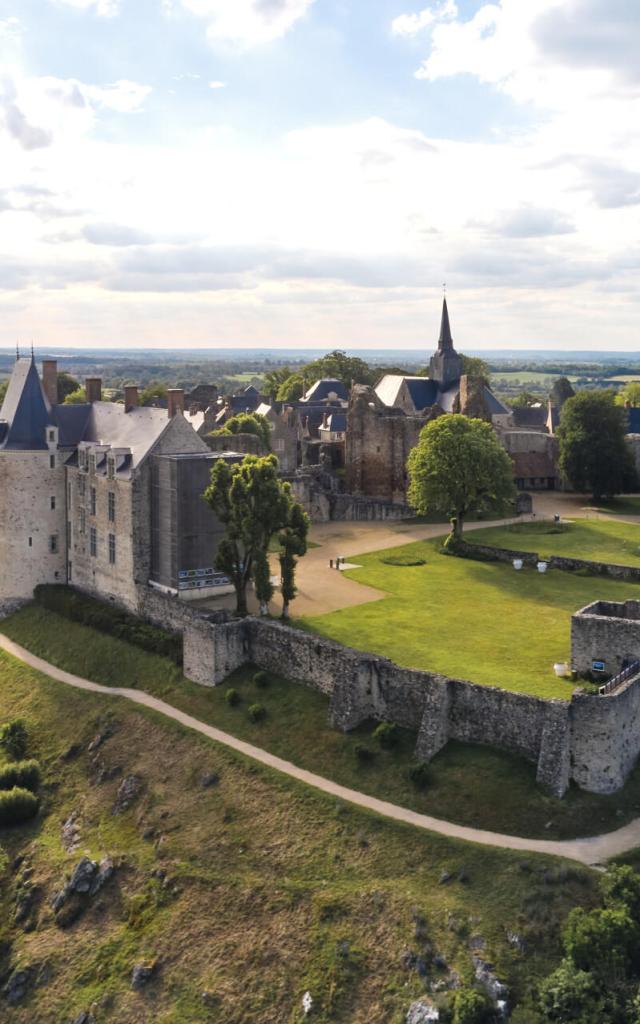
[1,0,640,352]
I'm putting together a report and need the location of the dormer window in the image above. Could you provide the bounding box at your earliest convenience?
[107,456,115,480]
[48,430,55,442]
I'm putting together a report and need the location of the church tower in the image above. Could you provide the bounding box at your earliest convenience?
[428,298,463,389]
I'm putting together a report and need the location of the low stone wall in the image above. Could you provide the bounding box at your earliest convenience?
[571,600,640,676]
[183,616,575,797]
[461,540,640,583]
[571,677,640,793]
[135,584,230,635]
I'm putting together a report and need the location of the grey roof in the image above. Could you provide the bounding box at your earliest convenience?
[303,379,349,403]
[54,404,92,447]
[325,412,346,432]
[628,408,640,434]
[82,402,173,469]
[375,375,409,407]
[436,382,459,413]
[483,387,510,416]
[375,375,439,411]
[0,357,52,450]
[438,297,454,350]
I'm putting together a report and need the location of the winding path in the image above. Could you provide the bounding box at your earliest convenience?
[3,633,640,868]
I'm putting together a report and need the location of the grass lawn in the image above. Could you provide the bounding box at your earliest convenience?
[300,536,640,699]
[467,518,640,567]
[0,648,601,1024]
[7,605,640,843]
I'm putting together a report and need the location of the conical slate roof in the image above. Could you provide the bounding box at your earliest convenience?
[0,357,52,450]
[438,297,453,350]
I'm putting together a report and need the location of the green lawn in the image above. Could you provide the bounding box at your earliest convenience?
[7,605,640,842]
[300,536,640,699]
[468,518,640,567]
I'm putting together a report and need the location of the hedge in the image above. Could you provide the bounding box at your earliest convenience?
[34,585,182,665]
[0,760,41,794]
[0,720,28,760]
[0,787,39,826]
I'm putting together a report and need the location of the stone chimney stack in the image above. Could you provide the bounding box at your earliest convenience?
[42,360,58,406]
[85,377,102,403]
[167,388,185,418]
[124,385,139,412]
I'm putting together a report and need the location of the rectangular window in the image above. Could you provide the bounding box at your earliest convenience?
[68,561,72,581]
[49,454,55,469]
[48,430,55,442]
[79,508,86,534]
[90,487,96,516]
[90,526,97,557]
[28,537,32,548]
[108,533,116,565]
[50,495,56,510]
[108,491,115,522]
[78,476,85,497]
[49,535,58,553]
[67,521,71,547]
[107,457,115,480]
[67,481,71,504]
[89,455,96,473]
[275,438,285,452]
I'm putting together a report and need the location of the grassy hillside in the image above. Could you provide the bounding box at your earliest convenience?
[7,606,640,844]
[468,519,640,567]
[0,649,598,1022]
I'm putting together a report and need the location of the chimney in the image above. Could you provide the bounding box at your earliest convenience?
[42,360,58,406]
[85,377,102,403]
[167,388,184,418]
[124,385,139,413]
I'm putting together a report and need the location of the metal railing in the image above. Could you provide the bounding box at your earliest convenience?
[599,660,640,696]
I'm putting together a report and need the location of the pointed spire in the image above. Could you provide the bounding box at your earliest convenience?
[438,297,453,351]
[30,341,35,363]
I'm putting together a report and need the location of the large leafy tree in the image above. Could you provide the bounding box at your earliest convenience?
[407,414,515,542]
[557,390,636,500]
[276,373,306,402]
[211,412,271,450]
[550,375,575,407]
[57,372,80,402]
[616,381,640,408]
[203,454,306,616]
[302,350,375,388]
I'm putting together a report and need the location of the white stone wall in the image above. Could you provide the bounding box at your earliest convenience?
[0,449,66,601]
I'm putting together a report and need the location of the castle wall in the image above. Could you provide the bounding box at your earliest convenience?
[571,680,640,793]
[571,601,640,675]
[346,394,422,503]
[0,449,66,602]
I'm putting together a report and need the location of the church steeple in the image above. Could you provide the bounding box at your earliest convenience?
[428,297,462,388]
[438,298,453,351]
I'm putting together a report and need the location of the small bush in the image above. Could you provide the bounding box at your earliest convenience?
[381,555,427,567]
[253,671,269,689]
[0,787,39,826]
[408,762,430,790]
[225,688,241,707]
[0,720,28,761]
[0,760,41,793]
[452,987,494,1024]
[248,703,267,723]
[354,744,375,764]
[372,722,399,750]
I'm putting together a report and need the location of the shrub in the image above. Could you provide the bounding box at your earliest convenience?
[0,760,41,794]
[408,762,430,789]
[225,689,241,707]
[452,987,493,1024]
[372,722,399,750]
[0,787,39,826]
[354,744,375,764]
[0,720,28,761]
[381,555,427,567]
[248,703,267,723]
[253,671,269,689]
[33,585,182,665]
[537,958,600,1023]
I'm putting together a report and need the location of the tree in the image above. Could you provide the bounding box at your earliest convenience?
[302,350,374,388]
[264,366,295,398]
[407,414,515,542]
[276,374,306,402]
[140,382,168,406]
[203,455,306,617]
[211,412,271,450]
[550,376,575,407]
[538,959,601,1023]
[616,381,640,408]
[460,354,491,387]
[63,387,87,404]
[451,987,493,1024]
[57,372,80,403]
[277,502,309,619]
[510,390,540,408]
[557,391,636,500]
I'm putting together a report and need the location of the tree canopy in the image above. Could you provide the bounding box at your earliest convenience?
[203,454,307,616]
[140,382,168,406]
[276,373,306,402]
[57,372,80,403]
[407,414,515,541]
[63,387,87,405]
[510,390,540,409]
[211,412,271,450]
[616,381,640,408]
[300,350,376,388]
[550,376,575,407]
[557,390,636,499]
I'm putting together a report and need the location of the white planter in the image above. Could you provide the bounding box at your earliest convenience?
[513,559,523,570]
[537,561,548,573]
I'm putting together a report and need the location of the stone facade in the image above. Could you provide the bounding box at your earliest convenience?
[345,387,426,503]
[571,600,640,677]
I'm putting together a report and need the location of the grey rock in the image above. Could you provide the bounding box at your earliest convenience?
[200,771,220,788]
[506,930,527,954]
[432,954,447,970]
[3,967,32,1006]
[438,870,451,885]
[88,727,112,752]
[131,962,156,990]
[69,857,98,894]
[114,774,142,814]
[473,955,508,1003]
[62,812,81,853]
[90,857,114,896]
[406,999,440,1023]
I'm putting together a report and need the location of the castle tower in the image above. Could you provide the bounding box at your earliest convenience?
[428,298,463,389]
[0,355,66,607]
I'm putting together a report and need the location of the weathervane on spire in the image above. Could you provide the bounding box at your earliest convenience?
[443,281,447,296]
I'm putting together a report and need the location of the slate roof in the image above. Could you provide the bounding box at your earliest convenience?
[0,357,52,450]
[438,298,454,350]
[512,405,548,429]
[405,378,440,410]
[303,379,348,403]
[324,412,346,432]
[81,402,174,469]
[483,388,511,416]
[54,404,92,447]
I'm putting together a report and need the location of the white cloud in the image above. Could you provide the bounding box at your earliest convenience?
[209,80,226,89]
[391,1,457,39]
[179,0,316,47]
[51,0,121,16]
[84,80,152,113]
